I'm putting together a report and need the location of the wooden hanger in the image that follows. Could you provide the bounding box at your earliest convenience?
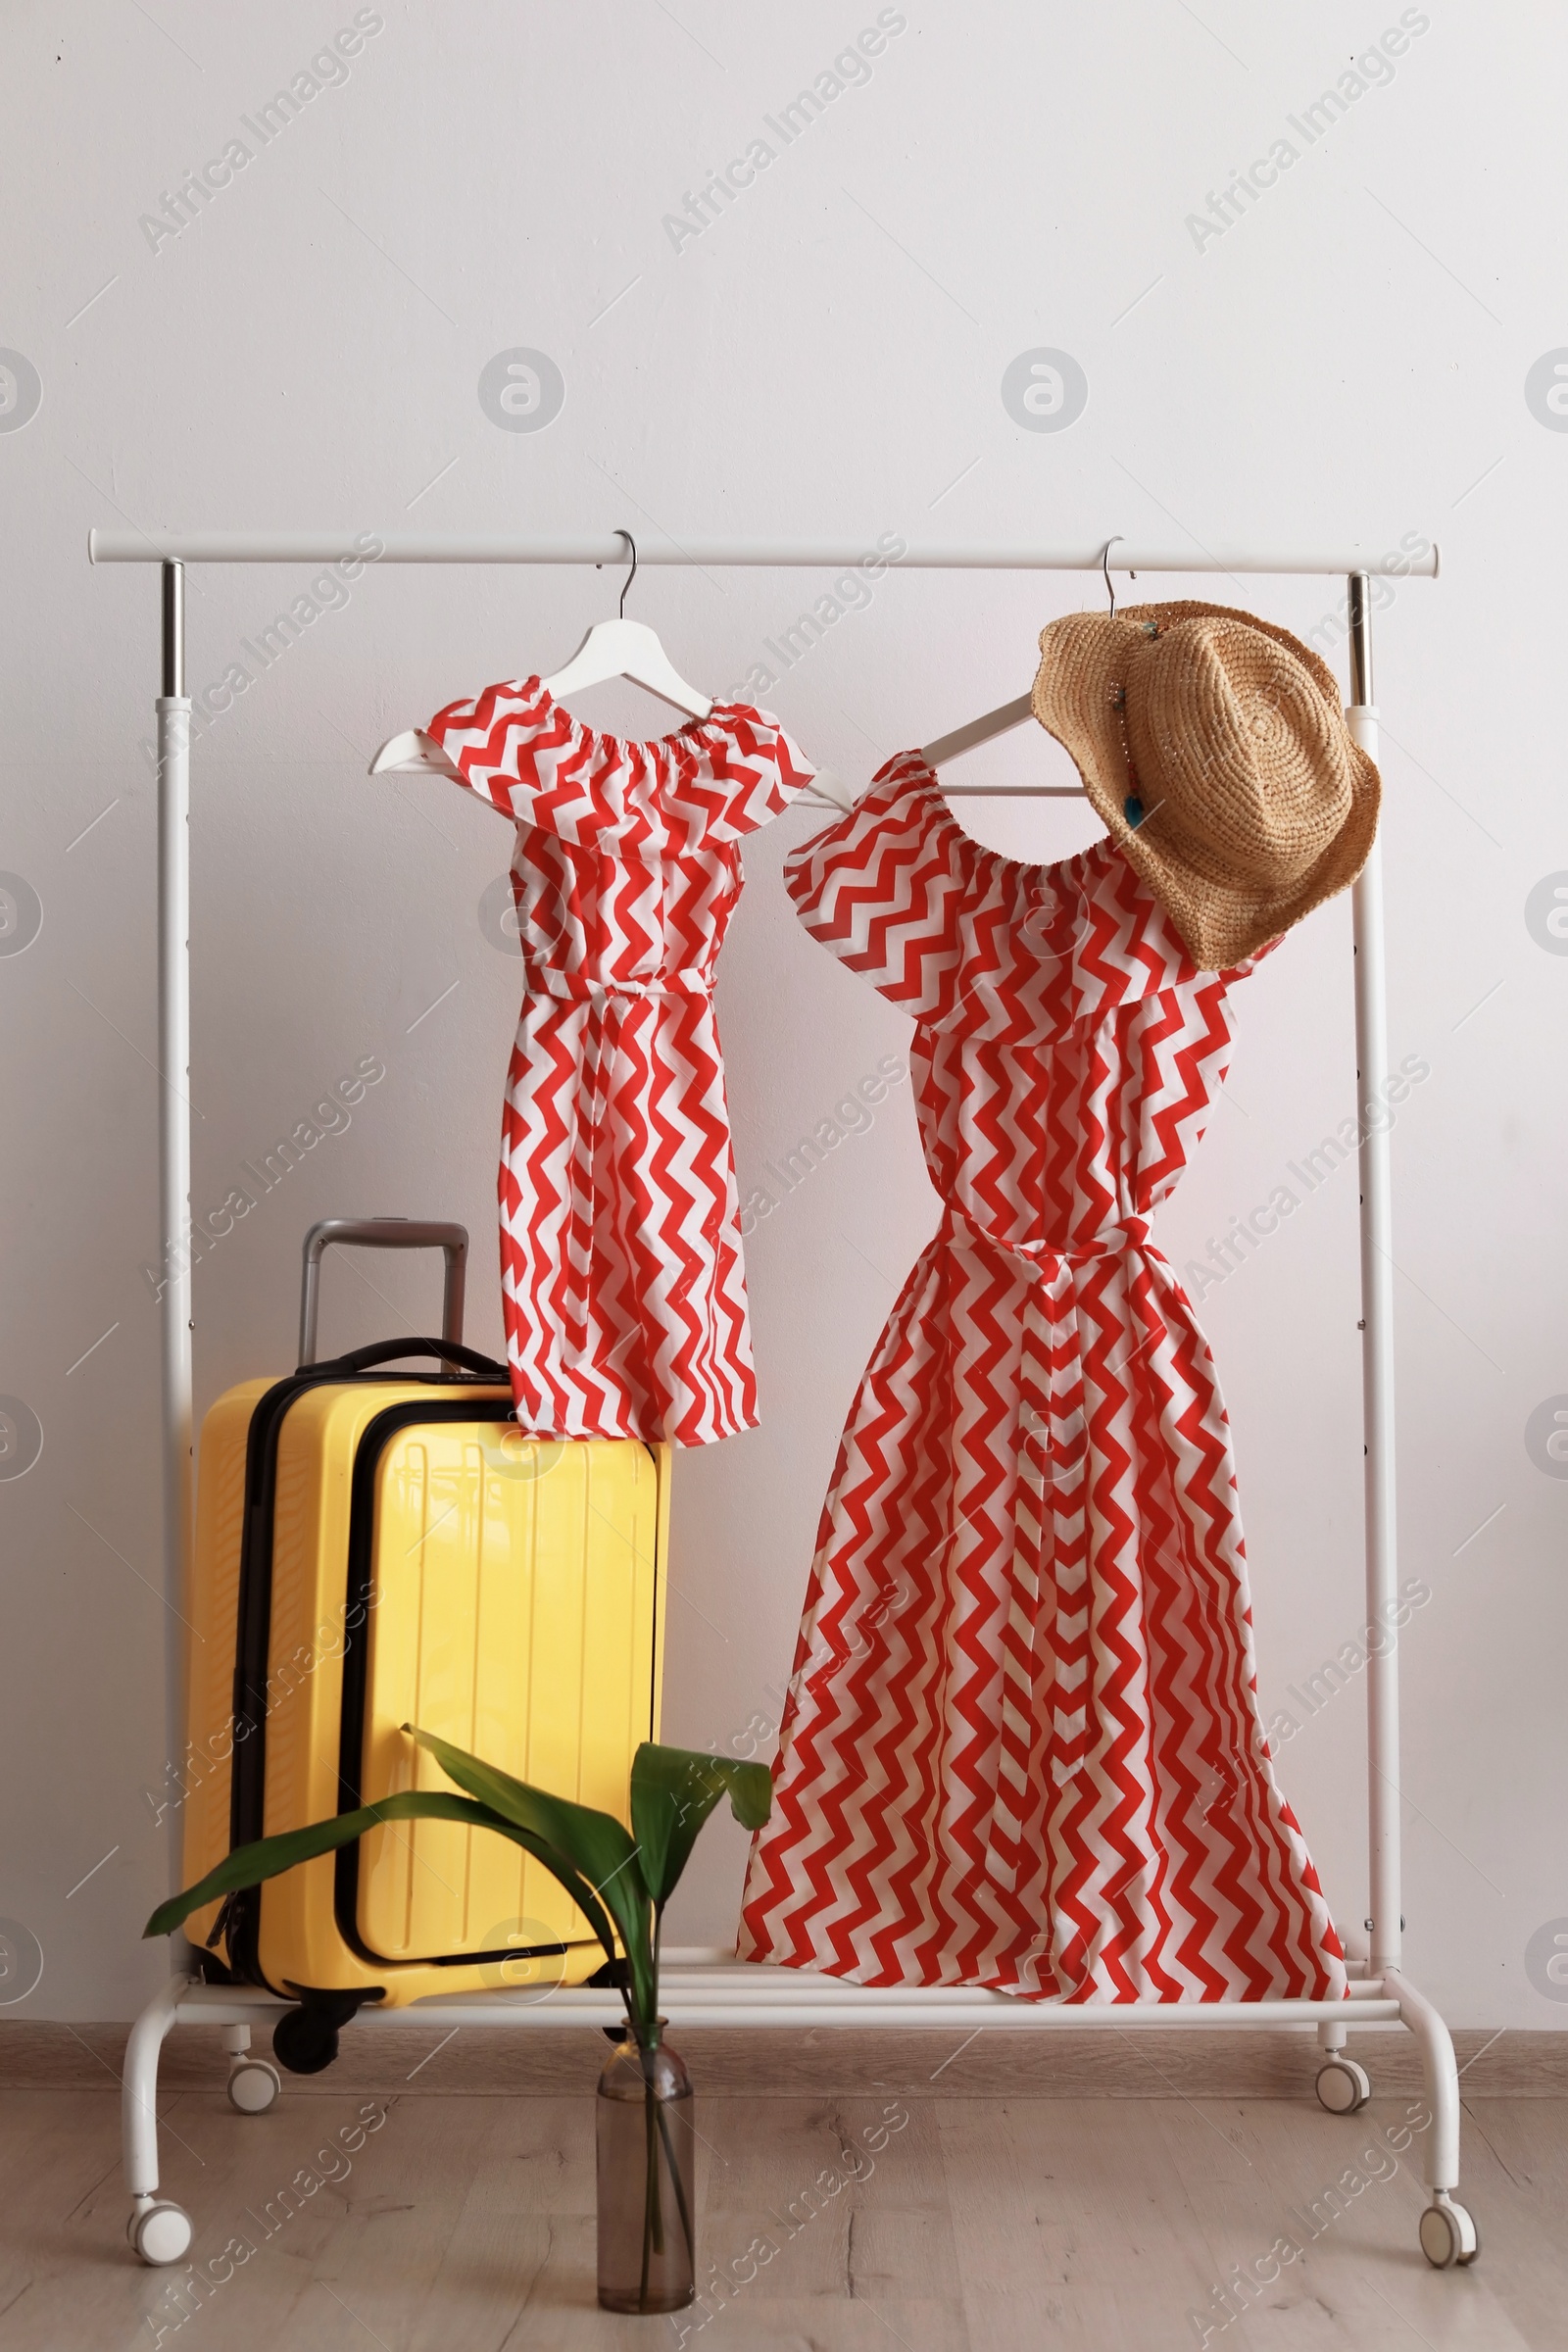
[919,690,1035,771]
[539,532,711,720]
[914,539,1129,793]
[368,530,713,780]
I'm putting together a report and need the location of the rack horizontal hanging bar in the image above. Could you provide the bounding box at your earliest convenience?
[87,531,1440,578]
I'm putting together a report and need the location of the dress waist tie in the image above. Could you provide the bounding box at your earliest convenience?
[522,965,712,1002]
[943,1203,1157,1265]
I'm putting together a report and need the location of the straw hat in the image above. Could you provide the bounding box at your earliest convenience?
[1030,600,1380,969]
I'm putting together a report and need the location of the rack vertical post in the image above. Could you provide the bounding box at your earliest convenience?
[1347,572,1402,1984]
[156,561,192,1904]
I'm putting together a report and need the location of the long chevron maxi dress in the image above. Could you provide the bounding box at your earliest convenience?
[739,755,1347,2000]
[424,680,814,1445]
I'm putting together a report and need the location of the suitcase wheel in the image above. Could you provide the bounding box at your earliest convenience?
[271,1988,372,2076]
[272,2006,342,2075]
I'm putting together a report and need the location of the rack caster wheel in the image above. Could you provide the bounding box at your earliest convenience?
[227,2057,282,2114]
[1419,2196,1480,2269]
[127,2199,193,2266]
[1314,2056,1371,2115]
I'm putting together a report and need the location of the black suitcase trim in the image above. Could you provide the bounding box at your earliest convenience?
[220,1351,508,1993]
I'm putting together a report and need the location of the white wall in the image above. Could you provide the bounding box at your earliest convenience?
[1,0,1562,2027]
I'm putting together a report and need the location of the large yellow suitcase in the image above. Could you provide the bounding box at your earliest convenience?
[181,1220,668,2058]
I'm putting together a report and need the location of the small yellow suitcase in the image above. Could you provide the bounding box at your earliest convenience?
[181,1219,668,2067]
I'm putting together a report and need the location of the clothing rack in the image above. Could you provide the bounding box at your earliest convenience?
[91,531,1476,2276]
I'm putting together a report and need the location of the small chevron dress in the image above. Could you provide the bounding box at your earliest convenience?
[425,679,814,1445]
[740,755,1347,2001]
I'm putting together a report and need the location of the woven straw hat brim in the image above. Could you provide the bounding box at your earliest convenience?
[1030,600,1380,970]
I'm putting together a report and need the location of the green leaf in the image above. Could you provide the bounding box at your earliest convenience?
[405,1725,658,2030]
[630,1744,772,1911]
[404,1725,638,1887]
[144,1791,514,1941]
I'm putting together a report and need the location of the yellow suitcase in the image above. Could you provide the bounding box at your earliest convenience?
[181,1219,668,2065]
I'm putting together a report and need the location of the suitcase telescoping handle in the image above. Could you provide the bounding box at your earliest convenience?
[298,1218,469,1369]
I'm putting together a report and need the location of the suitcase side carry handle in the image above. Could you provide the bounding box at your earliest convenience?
[299,1218,469,1368]
[312,1335,509,1379]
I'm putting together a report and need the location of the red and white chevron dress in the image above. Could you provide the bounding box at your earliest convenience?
[739,756,1346,2000]
[425,679,814,1445]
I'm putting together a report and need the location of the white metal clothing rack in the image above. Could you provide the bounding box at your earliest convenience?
[90,530,1476,2277]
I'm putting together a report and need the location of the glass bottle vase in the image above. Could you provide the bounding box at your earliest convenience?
[596,2027,696,2314]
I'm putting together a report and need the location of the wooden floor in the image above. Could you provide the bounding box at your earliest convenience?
[1,2076,1563,2350]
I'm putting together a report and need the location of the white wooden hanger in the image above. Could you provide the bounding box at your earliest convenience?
[915,538,1129,784]
[918,686,1091,798]
[368,531,711,780]
[919,690,1035,771]
[368,726,464,781]
[539,532,712,720]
